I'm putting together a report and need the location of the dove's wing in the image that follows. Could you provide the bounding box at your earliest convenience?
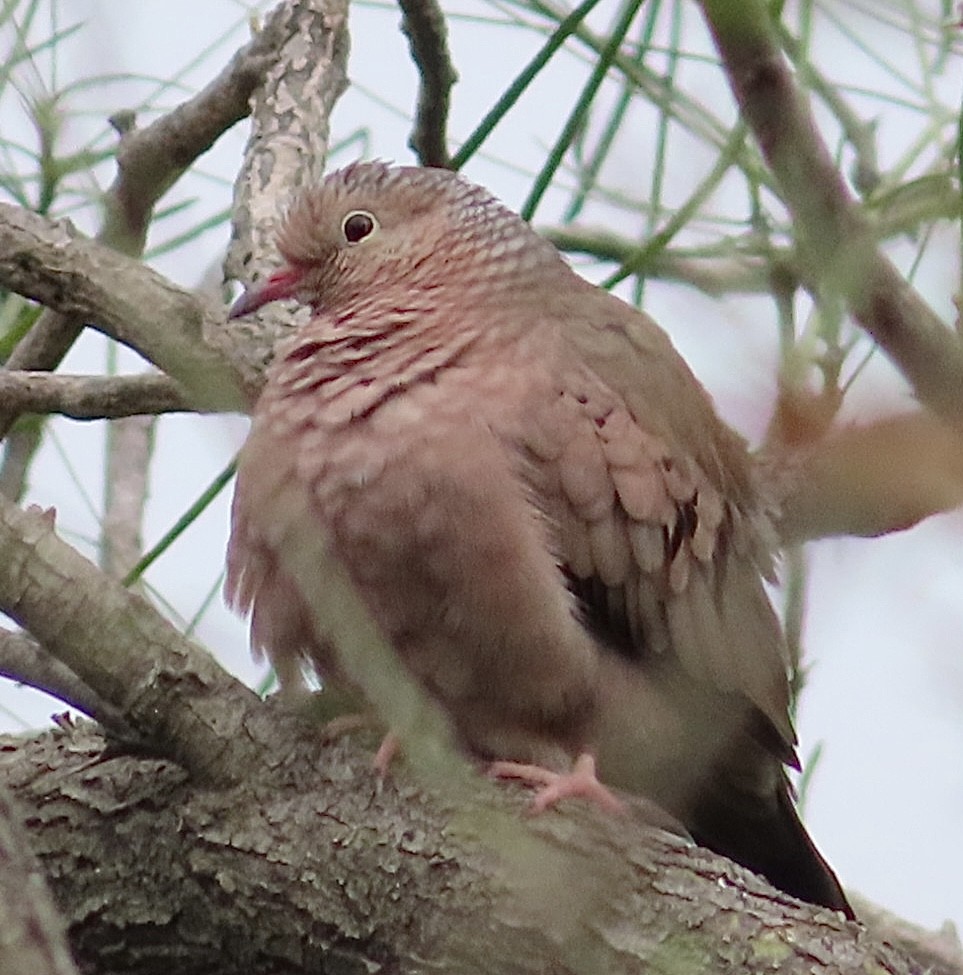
[508,284,855,912]
[519,279,794,759]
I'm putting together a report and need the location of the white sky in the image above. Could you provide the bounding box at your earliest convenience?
[0,0,960,933]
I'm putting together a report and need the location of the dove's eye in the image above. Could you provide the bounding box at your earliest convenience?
[342,211,378,244]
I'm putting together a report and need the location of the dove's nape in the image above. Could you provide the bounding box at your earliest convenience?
[226,161,853,919]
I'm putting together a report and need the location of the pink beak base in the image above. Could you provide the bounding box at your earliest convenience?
[228,266,305,319]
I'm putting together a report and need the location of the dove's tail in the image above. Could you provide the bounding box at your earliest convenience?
[690,775,855,919]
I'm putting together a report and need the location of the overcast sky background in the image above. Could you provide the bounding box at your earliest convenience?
[0,0,960,933]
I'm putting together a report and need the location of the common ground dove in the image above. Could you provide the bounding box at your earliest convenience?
[226,160,852,916]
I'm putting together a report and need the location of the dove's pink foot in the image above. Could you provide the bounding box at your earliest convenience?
[373,731,401,777]
[489,752,625,814]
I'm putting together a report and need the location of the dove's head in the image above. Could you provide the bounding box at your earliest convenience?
[229,161,563,318]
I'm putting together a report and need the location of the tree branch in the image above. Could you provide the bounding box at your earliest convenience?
[0,423,42,501]
[0,496,266,786]
[99,10,299,259]
[0,786,80,975]
[773,20,880,194]
[1,719,945,975]
[545,168,962,296]
[0,203,251,411]
[0,371,193,420]
[0,626,133,736]
[0,4,299,439]
[226,0,349,288]
[398,0,458,166]
[101,414,155,578]
[545,226,783,295]
[700,0,963,429]
[223,0,351,368]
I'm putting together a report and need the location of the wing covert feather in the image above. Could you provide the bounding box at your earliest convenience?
[523,296,793,749]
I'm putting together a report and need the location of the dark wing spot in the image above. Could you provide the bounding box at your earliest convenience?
[566,571,634,655]
[666,494,699,560]
[678,494,699,538]
[286,341,325,363]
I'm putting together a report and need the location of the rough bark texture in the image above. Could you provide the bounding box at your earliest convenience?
[0,716,941,975]
[224,0,350,371]
[0,786,80,975]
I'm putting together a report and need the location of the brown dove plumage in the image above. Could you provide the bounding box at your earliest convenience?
[226,160,852,917]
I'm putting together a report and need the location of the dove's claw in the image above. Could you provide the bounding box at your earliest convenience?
[489,753,625,814]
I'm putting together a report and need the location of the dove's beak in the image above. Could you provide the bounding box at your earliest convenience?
[228,266,305,319]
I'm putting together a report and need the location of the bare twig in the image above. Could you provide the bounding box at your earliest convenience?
[545,226,783,295]
[547,168,960,297]
[700,0,963,429]
[0,628,133,736]
[100,11,298,259]
[0,371,194,420]
[398,0,458,166]
[102,415,156,579]
[0,424,43,501]
[0,204,251,411]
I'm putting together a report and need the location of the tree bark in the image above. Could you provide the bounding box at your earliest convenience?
[1,715,946,975]
[0,785,80,975]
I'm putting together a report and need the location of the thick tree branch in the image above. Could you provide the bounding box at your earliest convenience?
[223,0,350,373]
[0,371,193,420]
[0,497,267,785]
[852,898,963,975]
[227,1,349,286]
[700,0,963,429]
[398,0,458,166]
[0,423,42,501]
[1,720,945,975]
[0,786,80,975]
